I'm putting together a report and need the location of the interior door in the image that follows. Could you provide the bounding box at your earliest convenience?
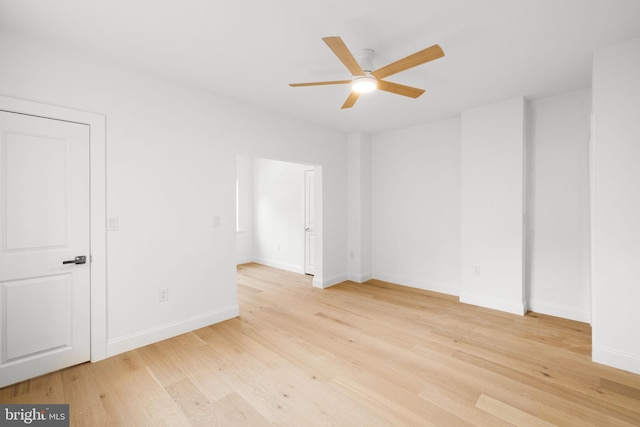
[0,111,90,388]
[304,169,315,275]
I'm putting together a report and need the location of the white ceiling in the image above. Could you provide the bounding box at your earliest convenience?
[1,0,639,134]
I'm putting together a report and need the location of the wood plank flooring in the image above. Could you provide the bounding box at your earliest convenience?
[2,262,639,426]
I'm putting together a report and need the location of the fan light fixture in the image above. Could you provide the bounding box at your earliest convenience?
[289,37,445,109]
[351,74,377,93]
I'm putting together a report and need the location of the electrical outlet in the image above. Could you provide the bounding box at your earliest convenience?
[107,217,119,231]
[473,265,481,277]
[159,288,169,302]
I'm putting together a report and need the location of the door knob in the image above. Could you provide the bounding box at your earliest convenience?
[63,255,86,265]
[305,227,311,232]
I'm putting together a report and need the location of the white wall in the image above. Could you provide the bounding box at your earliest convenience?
[526,89,592,322]
[460,97,525,315]
[7,26,634,375]
[591,37,640,374]
[0,30,348,357]
[236,154,253,264]
[370,92,592,321]
[347,132,372,283]
[371,118,461,295]
[252,158,309,274]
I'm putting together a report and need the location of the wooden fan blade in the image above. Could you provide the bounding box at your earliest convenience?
[372,44,444,80]
[323,36,365,77]
[341,91,360,109]
[377,80,425,98]
[289,80,351,87]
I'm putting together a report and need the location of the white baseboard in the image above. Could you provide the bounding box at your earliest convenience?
[236,257,254,265]
[253,257,304,274]
[593,345,640,375]
[347,272,373,283]
[106,305,239,357]
[313,273,348,289]
[372,272,458,297]
[460,291,526,316]
[528,300,591,323]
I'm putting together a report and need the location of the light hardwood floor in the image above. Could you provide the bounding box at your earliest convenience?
[1,263,639,426]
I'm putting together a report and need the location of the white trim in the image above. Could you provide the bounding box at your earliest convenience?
[372,272,458,296]
[460,291,526,316]
[528,300,591,323]
[347,272,373,283]
[593,345,640,375]
[588,111,597,332]
[107,305,239,357]
[0,95,107,362]
[253,257,304,274]
[313,273,348,289]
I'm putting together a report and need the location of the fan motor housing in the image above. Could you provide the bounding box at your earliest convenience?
[355,48,376,73]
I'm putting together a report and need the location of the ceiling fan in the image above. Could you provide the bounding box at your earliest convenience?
[289,36,445,109]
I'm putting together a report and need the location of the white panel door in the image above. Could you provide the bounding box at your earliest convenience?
[304,169,315,275]
[0,111,90,388]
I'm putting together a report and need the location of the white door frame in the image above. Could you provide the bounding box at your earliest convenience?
[0,95,107,362]
[304,169,315,276]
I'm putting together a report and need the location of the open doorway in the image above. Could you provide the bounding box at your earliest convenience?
[236,155,320,281]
